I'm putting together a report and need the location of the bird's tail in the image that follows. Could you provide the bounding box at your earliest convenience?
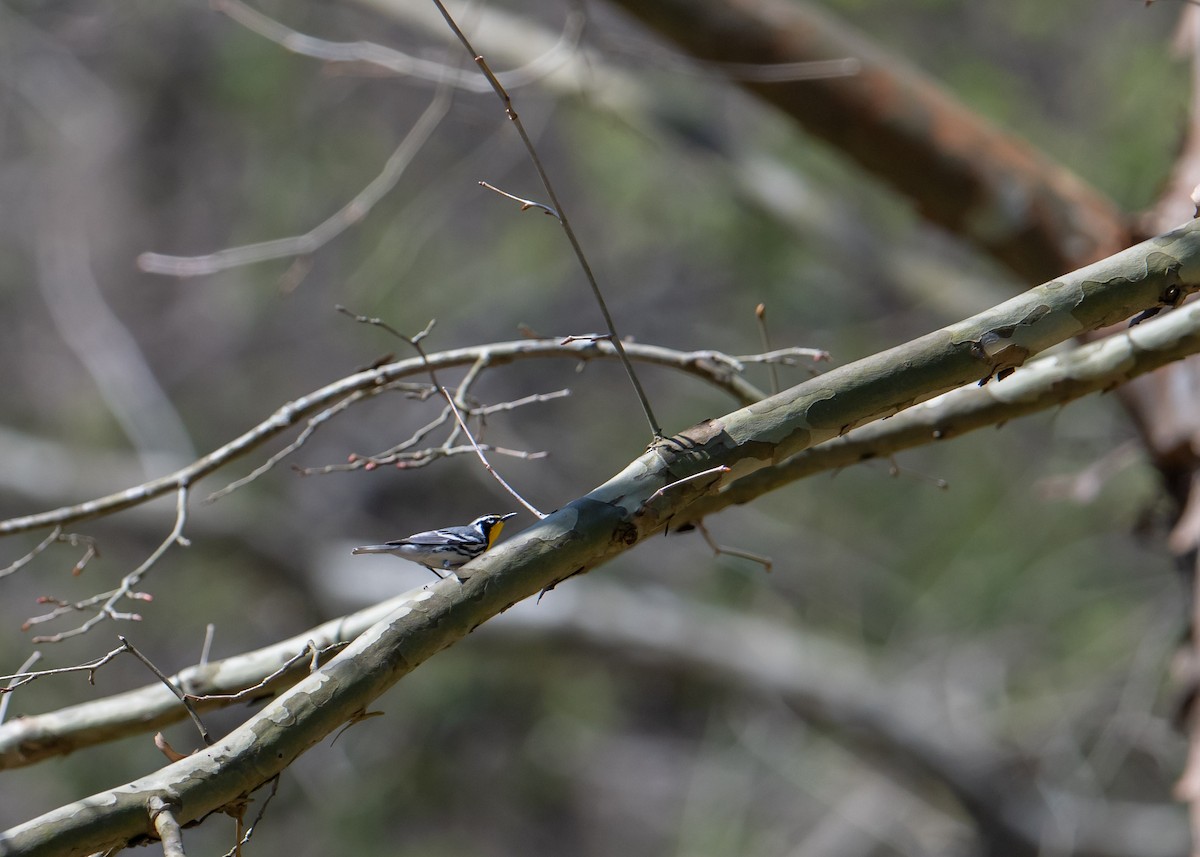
[351,544,396,555]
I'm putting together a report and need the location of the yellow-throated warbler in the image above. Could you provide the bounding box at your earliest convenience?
[351,513,517,578]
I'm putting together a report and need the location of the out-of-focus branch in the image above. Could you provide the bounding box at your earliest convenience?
[3,576,1186,857]
[137,87,451,279]
[601,0,1131,284]
[20,487,191,643]
[486,585,1187,857]
[211,0,585,93]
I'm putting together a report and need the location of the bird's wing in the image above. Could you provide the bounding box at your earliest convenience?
[387,529,452,547]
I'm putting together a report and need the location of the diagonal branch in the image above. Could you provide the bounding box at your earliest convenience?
[138,87,451,278]
[604,0,1131,283]
[11,287,1200,765]
[682,293,1200,523]
[5,219,1200,857]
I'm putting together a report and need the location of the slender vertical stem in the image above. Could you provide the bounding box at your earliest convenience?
[429,0,663,438]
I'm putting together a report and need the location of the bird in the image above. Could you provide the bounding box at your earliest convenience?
[351,513,518,578]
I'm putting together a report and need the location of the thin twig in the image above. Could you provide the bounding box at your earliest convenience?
[61,532,101,576]
[138,87,451,278]
[0,526,61,580]
[694,519,773,572]
[149,796,187,857]
[0,651,41,723]
[212,0,584,91]
[26,486,191,643]
[185,641,346,704]
[755,304,781,395]
[205,390,369,502]
[430,0,663,438]
[478,181,559,217]
[733,347,831,367]
[219,776,281,857]
[121,635,213,746]
[0,644,127,694]
[337,307,547,517]
[475,389,570,415]
[199,624,216,669]
[446,355,490,449]
[442,395,546,519]
[645,466,731,505]
[298,443,547,475]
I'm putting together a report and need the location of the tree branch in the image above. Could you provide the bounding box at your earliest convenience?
[4,219,1200,857]
[603,0,1131,282]
[0,338,769,537]
[682,291,1200,523]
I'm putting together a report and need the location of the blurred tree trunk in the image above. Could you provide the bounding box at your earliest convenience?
[604,0,1200,844]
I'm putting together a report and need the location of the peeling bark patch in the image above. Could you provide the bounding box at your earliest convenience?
[561,496,631,545]
[802,391,847,432]
[1145,252,1183,293]
[653,419,738,466]
[612,520,639,547]
[970,304,1051,384]
[651,418,760,478]
[1129,253,1185,325]
[665,418,727,448]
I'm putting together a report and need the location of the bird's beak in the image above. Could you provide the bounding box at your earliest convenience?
[501,512,518,521]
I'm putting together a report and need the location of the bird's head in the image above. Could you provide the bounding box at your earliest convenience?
[476,512,518,547]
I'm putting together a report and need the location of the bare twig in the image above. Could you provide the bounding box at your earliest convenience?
[0,596,403,770]
[645,466,731,506]
[149,796,186,857]
[219,776,280,857]
[430,0,663,438]
[121,635,212,746]
[199,624,216,669]
[0,526,62,580]
[444,391,545,519]
[185,641,346,705]
[205,389,370,502]
[476,389,570,415]
[693,519,772,572]
[733,347,831,368]
[478,180,559,217]
[0,651,41,724]
[310,382,564,475]
[0,644,127,694]
[755,303,781,395]
[212,0,584,91]
[137,88,451,278]
[24,486,190,643]
[301,443,548,476]
[337,307,547,518]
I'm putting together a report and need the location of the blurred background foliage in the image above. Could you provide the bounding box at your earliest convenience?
[0,0,1192,855]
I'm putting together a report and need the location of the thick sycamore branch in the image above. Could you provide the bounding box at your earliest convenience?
[10,277,1200,771]
[4,222,1200,857]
